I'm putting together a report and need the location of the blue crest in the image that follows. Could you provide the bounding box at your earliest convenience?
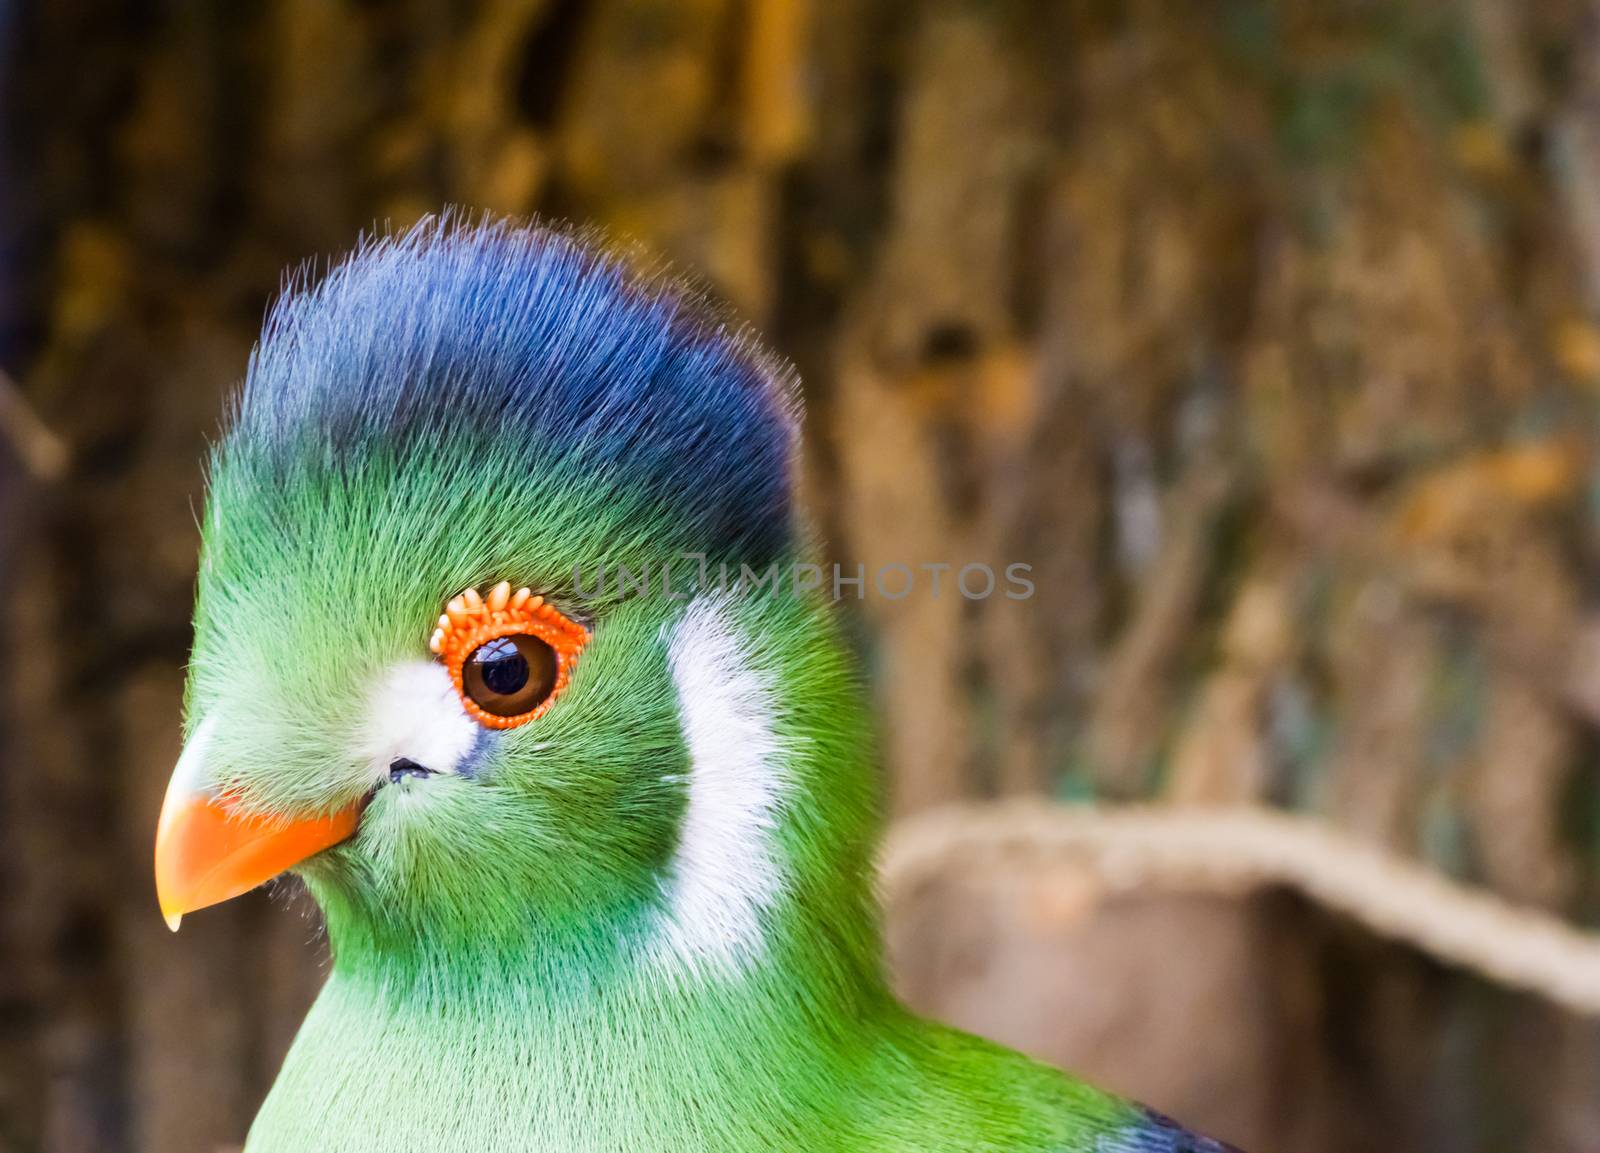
[232,215,798,565]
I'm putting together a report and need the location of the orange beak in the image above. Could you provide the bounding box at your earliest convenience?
[154,718,362,930]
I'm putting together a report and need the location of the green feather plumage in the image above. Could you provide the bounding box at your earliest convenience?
[178,217,1235,1153]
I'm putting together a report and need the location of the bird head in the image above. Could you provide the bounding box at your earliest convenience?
[155,220,877,974]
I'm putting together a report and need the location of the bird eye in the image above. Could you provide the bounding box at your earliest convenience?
[462,635,558,717]
[430,582,591,729]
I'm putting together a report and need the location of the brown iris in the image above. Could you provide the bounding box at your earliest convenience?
[461,634,559,718]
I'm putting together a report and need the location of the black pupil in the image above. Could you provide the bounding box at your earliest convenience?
[473,638,529,696]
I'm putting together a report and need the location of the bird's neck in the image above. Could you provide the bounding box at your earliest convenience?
[317,872,889,1007]
[253,887,903,1151]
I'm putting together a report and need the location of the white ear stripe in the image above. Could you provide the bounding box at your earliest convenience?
[653,597,789,973]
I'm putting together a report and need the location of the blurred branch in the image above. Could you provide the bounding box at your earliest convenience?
[1555,7,1600,314]
[1084,462,1235,796]
[0,369,68,482]
[883,802,1600,1018]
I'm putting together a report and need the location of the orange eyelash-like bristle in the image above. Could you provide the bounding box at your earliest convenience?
[430,581,590,728]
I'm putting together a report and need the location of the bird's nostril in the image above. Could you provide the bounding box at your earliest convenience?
[387,757,435,782]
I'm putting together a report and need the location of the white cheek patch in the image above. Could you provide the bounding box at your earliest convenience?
[355,661,480,779]
[652,597,789,974]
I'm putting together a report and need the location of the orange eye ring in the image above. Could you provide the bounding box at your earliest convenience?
[430,581,590,729]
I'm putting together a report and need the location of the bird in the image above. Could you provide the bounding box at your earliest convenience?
[153,216,1242,1153]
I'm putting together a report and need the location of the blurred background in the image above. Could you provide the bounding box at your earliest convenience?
[6,1,1600,1150]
